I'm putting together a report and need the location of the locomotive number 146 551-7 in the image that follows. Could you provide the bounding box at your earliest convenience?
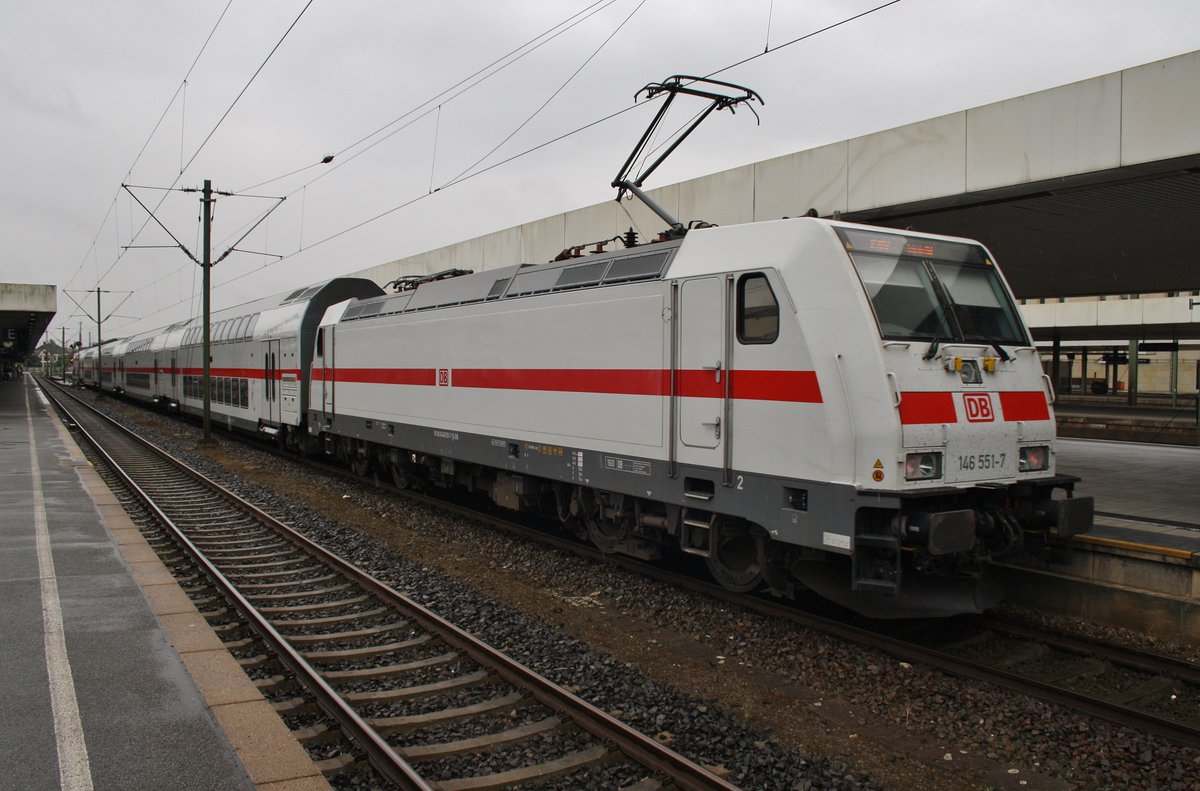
[957,452,1007,472]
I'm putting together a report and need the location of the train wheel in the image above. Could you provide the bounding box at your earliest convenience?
[581,490,630,554]
[351,452,371,478]
[390,463,409,490]
[705,522,763,592]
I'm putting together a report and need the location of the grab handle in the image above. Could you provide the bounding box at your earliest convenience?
[886,372,902,408]
[1041,373,1056,405]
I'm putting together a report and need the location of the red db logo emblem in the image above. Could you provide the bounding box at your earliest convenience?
[963,393,994,422]
[438,369,450,387]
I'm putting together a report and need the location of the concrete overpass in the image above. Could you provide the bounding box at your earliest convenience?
[0,283,55,375]
[356,48,1200,308]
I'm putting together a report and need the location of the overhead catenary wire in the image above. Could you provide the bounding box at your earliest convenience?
[63,0,235,297]
[88,0,318,312]
[103,0,903,335]
[179,0,316,178]
[92,1,614,334]
[441,0,649,188]
[707,0,901,80]
[126,0,235,183]
[214,0,625,257]
[236,0,617,195]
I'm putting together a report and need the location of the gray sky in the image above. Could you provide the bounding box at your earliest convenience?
[3,0,1198,343]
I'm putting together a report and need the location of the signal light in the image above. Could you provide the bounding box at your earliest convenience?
[1018,446,1049,472]
[905,452,943,481]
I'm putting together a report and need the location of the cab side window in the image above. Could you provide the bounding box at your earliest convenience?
[737,273,779,344]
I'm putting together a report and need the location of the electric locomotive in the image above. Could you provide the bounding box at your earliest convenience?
[308,216,1091,618]
[77,75,1091,617]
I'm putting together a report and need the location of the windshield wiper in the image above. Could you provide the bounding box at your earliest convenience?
[922,334,943,360]
[991,342,1012,362]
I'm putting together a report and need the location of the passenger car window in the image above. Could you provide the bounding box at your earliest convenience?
[737,273,779,344]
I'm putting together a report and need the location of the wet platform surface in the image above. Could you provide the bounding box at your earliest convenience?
[1056,437,1200,553]
[1,377,328,790]
[0,377,253,789]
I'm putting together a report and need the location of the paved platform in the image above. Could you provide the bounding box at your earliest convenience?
[1056,437,1200,549]
[1,376,329,790]
[1054,397,1198,447]
[1000,437,1200,643]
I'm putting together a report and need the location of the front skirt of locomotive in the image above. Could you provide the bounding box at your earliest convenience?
[791,475,1094,619]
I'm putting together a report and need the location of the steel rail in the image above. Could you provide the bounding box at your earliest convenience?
[42,378,740,790]
[334,473,1200,746]
[976,616,1200,686]
[41,382,433,790]
[274,446,1200,746]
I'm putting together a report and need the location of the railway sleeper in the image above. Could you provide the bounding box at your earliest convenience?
[313,753,358,776]
[322,649,461,682]
[342,669,495,705]
[435,744,612,791]
[368,690,530,733]
[282,622,412,645]
[397,715,563,762]
[290,721,338,745]
[302,633,431,663]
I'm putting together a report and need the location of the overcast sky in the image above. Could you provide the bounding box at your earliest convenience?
[3,0,1198,343]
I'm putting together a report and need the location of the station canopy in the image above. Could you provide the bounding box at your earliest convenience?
[849,154,1200,301]
[0,283,56,366]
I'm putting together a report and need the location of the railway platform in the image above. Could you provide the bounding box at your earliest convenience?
[0,376,328,791]
[1054,395,1199,447]
[1000,437,1200,643]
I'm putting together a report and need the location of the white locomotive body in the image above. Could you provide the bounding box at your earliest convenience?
[307,217,1091,616]
[77,218,1089,616]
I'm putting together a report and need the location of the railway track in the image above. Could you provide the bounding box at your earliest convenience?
[41,379,740,790]
[48,378,1200,757]
[269,421,1200,747]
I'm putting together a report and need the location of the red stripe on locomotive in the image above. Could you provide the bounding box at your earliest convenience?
[999,391,1051,421]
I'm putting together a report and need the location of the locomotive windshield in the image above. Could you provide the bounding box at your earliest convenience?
[836,227,1028,347]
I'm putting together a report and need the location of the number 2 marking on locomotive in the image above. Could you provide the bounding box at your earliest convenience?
[736,475,744,490]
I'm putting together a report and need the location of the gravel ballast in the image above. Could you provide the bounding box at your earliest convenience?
[74,390,1200,790]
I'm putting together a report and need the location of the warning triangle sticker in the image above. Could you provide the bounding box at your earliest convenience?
[872,459,884,469]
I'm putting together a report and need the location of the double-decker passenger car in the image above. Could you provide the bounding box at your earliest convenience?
[105,279,382,438]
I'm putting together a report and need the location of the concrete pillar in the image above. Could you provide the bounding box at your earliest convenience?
[1081,346,1089,394]
[1128,338,1139,406]
[1110,347,1118,395]
[1170,346,1179,408]
[1051,334,1062,393]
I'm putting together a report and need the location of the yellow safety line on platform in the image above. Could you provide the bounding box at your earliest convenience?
[1075,533,1197,561]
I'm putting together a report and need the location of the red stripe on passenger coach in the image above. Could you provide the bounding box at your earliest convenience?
[453,368,667,396]
[999,391,1051,421]
[180,367,277,378]
[899,392,957,424]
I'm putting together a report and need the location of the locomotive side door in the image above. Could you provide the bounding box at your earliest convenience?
[261,339,280,424]
[678,276,729,453]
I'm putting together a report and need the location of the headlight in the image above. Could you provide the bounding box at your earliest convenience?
[1019,445,1049,472]
[905,452,943,481]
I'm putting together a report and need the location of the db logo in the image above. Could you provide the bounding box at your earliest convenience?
[438,368,450,387]
[963,393,994,422]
